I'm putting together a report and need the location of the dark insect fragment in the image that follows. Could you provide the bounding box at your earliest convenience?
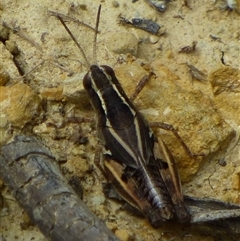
[186,63,208,82]
[145,0,169,12]
[118,15,161,35]
[179,41,197,53]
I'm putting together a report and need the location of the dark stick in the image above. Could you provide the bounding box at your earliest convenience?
[0,135,120,241]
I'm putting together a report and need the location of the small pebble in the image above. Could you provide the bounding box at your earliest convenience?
[149,35,160,44]
[107,32,138,56]
[112,1,119,7]
[115,229,130,241]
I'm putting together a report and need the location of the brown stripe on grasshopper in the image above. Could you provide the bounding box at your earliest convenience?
[56,5,190,227]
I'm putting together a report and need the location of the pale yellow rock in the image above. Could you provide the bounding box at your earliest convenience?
[149,35,159,44]
[209,66,240,96]
[0,82,41,127]
[0,66,10,86]
[114,60,234,181]
[115,229,130,241]
[231,173,240,190]
[63,156,89,176]
[106,32,138,56]
[0,42,20,81]
[63,73,90,108]
[209,66,240,125]
[40,86,63,101]
[114,60,149,97]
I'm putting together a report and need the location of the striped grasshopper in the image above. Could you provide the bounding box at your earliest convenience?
[57,5,190,228]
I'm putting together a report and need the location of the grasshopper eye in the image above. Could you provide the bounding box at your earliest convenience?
[100,65,115,76]
[100,65,121,86]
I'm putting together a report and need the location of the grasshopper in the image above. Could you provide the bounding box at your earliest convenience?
[56,5,190,228]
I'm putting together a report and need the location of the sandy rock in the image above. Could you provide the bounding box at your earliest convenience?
[63,156,90,176]
[0,113,12,145]
[62,73,90,108]
[0,82,41,128]
[114,60,149,97]
[149,35,160,44]
[209,66,240,125]
[0,42,20,81]
[0,66,10,86]
[112,1,120,8]
[40,86,63,101]
[0,25,9,41]
[115,60,234,181]
[209,66,240,96]
[115,229,130,241]
[5,40,19,55]
[106,32,139,56]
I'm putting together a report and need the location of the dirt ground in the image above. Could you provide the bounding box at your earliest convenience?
[0,0,240,240]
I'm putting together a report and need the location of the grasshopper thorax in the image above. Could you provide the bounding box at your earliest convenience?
[83,65,118,92]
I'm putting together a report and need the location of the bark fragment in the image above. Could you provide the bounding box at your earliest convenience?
[0,135,119,241]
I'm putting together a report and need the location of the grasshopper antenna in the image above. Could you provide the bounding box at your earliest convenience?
[93,5,101,65]
[57,15,90,68]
